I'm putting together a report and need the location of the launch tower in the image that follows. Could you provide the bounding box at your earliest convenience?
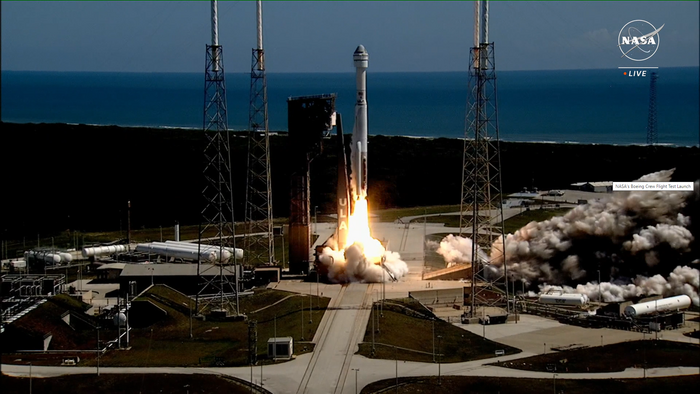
[244,0,275,268]
[197,0,239,316]
[460,0,509,317]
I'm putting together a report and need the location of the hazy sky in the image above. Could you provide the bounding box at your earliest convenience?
[2,1,698,73]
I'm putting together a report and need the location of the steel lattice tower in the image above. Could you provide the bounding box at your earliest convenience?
[646,72,658,145]
[196,0,239,316]
[459,0,509,317]
[244,0,274,268]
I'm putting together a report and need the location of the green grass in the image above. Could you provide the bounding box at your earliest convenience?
[1,373,260,394]
[372,205,462,223]
[91,287,329,367]
[361,375,700,394]
[490,340,700,373]
[503,208,572,234]
[356,298,520,363]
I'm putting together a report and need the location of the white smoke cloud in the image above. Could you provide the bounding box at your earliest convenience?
[437,169,700,305]
[435,234,489,267]
[317,243,409,284]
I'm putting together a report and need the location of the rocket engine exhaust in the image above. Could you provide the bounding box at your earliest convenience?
[317,45,408,284]
[433,169,700,305]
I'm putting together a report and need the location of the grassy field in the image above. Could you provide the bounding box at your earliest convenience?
[1,373,263,394]
[356,298,519,363]
[361,375,700,394]
[2,287,329,368]
[372,205,462,223]
[490,340,700,373]
[89,286,329,367]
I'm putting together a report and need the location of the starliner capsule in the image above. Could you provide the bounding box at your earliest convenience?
[352,45,369,200]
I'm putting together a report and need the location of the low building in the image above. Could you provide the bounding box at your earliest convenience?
[118,263,240,296]
[267,337,294,360]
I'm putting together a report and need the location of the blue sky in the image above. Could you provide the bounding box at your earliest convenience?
[2,1,698,73]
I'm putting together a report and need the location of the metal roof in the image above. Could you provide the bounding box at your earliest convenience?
[120,263,236,277]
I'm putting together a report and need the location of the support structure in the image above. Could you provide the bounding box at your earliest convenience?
[287,94,336,274]
[197,0,239,316]
[460,0,509,317]
[646,72,658,145]
[245,0,275,268]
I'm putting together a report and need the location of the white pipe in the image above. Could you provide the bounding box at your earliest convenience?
[135,243,218,263]
[82,245,128,258]
[474,1,480,48]
[211,0,219,72]
[482,0,489,44]
[256,0,263,51]
[211,0,219,47]
[163,241,243,260]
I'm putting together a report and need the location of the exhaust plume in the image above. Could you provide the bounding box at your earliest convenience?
[437,169,700,304]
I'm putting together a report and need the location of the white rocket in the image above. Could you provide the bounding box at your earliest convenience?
[352,45,369,200]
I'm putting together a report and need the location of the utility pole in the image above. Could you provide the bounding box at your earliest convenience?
[437,335,442,385]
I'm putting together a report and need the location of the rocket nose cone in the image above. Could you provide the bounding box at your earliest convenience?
[354,45,367,54]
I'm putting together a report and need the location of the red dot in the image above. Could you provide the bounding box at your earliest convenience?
[623,72,627,75]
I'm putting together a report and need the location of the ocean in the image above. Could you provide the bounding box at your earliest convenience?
[1,68,698,146]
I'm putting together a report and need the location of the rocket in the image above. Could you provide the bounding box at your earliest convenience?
[352,45,369,201]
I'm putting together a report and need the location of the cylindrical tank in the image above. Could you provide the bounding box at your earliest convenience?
[82,245,128,257]
[113,312,127,327]
[624,295,692,317]
[163,241,243,260]
[134,243,218,263]
[538,293,589,305]
[41,253,61,264]
[59,252,73,263]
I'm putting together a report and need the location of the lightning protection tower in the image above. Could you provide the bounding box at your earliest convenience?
[460,0,509,317]
[646,72,658,145]
[244,0,275,268]
[197,0,239,316]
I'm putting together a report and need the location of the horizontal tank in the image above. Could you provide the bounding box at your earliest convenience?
[538,293,589,306]
[134,243,220,263]
[624,295,691,317]
[58,252,73,263]
[164,241,243,260]
[82,245,128,257]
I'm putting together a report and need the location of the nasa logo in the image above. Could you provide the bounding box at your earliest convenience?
[618,20,663,62]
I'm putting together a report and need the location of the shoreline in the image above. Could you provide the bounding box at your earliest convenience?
[3,121,698,148]
[1,122,698,236]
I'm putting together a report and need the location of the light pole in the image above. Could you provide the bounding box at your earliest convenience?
[432,318,436,363]
[543,343,546,354]
[309,282,313,324]
[553,373,557,394]
[148,267,154,286]
[314,206,318,235]
[301,295,304,341]
[380,256,385,317]
[394,345,398,394]
[352,368,359,394]
[96,326,101,376]
[601,335,603,347]
[437,335,442,385]
[183,302,192,338]
[29,362,32,394]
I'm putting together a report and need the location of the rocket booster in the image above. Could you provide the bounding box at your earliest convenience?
[352,45,369,200]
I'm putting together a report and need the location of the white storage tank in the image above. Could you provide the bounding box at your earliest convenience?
[624,295,692,317]
[59,252,73,263]
[82,245,128,257]
[538,293,589,306]
[163,241,244,260]
[134,243,218,263]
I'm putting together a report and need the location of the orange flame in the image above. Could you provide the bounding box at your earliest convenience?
[345,197,384,263]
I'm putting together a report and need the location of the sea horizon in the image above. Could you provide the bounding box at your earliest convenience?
[2,68,698,146]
